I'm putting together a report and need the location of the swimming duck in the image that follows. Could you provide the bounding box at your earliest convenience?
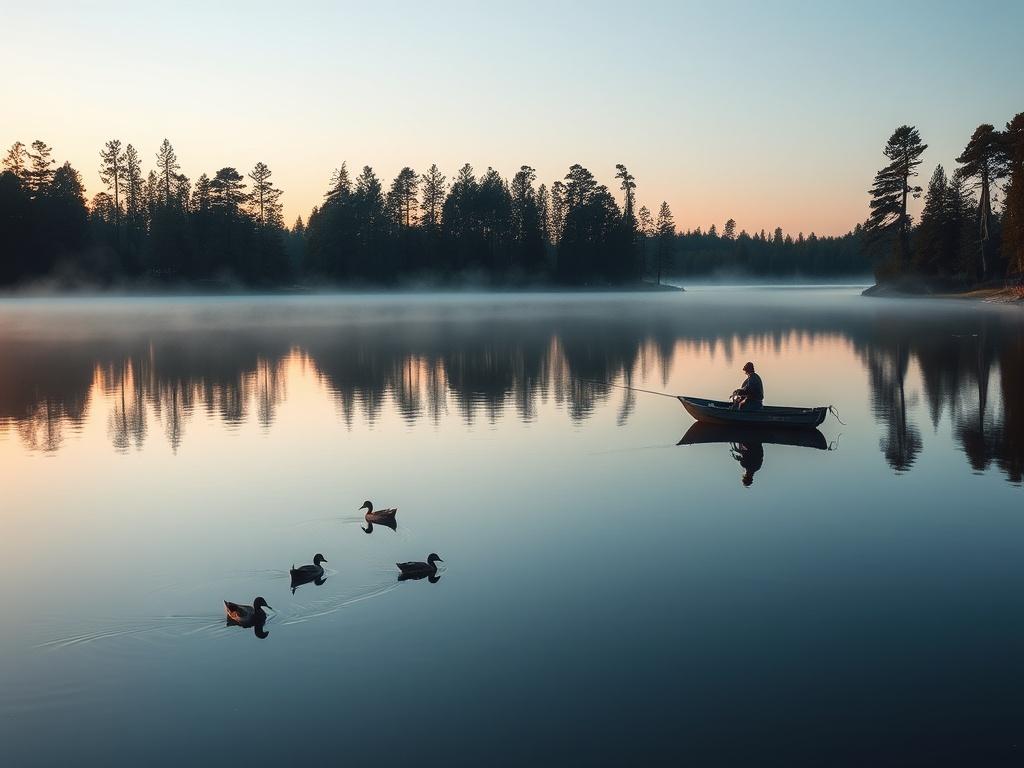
[224,596,272,627]
[290,554,328,593]
[397,553,442,577]
[360,500,398,524]
[290,554,327,579]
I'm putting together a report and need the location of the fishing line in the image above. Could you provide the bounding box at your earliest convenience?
[580,378,678,399]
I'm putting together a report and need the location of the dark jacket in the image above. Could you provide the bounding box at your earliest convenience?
[738,372,764,403]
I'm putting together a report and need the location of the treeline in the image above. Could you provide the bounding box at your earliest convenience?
[1,137,876,289]
[1,139,290,285]
[651,217,868,279]
[864,112,1024,284]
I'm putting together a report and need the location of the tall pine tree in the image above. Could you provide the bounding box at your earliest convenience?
[866,125,927,274]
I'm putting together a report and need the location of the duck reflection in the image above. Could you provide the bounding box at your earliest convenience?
[290,571,328,593]
[224,596,272,639]
[361,519,398,534]
[678,423,828,486]
[398,571,442,584]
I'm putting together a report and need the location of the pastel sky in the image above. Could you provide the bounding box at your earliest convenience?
[2,0,1022,235]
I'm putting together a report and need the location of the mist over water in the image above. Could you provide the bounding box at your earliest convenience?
[1,288,1022,765]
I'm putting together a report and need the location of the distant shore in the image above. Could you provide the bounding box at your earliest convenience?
[0,279,685,299]
[863,278,1024,303]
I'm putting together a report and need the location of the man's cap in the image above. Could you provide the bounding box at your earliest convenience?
[742,361,755,372]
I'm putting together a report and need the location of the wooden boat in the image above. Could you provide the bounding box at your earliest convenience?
[677,422,828,450]
[678,396,827,429]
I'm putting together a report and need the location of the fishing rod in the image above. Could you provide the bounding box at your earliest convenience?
[579,378,679,399]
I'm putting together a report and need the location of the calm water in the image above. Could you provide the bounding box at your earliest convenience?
[1,288,1022,766]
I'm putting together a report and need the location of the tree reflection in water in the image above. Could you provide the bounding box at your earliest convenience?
[0,296,1021,484]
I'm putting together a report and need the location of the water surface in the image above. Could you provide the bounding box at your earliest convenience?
[1,288,1022,766]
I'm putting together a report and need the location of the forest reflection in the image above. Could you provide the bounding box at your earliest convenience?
[0,299,1020,485]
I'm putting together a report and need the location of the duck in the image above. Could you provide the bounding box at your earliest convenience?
[290,554,328,593]
[224,596,272,627]
[290,553,327,579]
[397,553,442,578]
[360,500,398,524]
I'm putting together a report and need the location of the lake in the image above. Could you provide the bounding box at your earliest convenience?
[1,287,1022,766]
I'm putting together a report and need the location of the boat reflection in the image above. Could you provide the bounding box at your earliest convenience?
[678,423,828,486]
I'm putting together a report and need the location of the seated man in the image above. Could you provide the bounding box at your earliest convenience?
[731,361,764,410]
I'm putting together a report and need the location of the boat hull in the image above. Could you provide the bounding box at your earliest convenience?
[679,396,827,429]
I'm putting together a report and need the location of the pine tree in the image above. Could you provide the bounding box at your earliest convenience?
[121,144,144,227]
[957,124,1009,280]
[247,162,284,226]
[208,168,246,215]
[386,167,418,228]
[171,174,191,212]
[98,139,125,233]
[914,164,948,274]
[866,125,927,273]
[536,183,550,245]
[637,205,654,277]
[510,165,544,272]
[324,162,351,205]
[3,142,29,182]
[615,163,636,225]
[1000,113,1024,275]
[154,139,180,206]
[655,201,675,285]
[419,164,446,231]
[945,169,975,275]
[145,170,160,218]
[26,140,56,195]
[723,218,737,240]
[549,180,566,244]
[191,173,211,214]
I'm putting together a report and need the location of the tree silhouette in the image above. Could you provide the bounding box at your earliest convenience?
[3,141,29,181]
[0,138,892,287]
[656,201,675,285]
[957,124,1008,280]
[98,139,125,239]
[386,167,419,229]
[866,125,927,275]
[209,167,246,215]
[419,163,446,232]
[510,165,545,274]
[1003,113,1024,275]
[247,162,283,227]
[154,139,180,207]
[27,140,55,196]
[615,163,636,225]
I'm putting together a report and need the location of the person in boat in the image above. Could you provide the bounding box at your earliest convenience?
[731,361,764,410]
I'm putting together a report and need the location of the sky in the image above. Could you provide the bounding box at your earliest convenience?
[2,0,1022,236]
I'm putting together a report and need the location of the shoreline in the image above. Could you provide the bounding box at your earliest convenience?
[863,281,1024,304]
[0,280,685,300]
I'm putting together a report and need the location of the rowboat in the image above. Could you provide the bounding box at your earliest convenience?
[678,396,827,429]
[677,422,828,450]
